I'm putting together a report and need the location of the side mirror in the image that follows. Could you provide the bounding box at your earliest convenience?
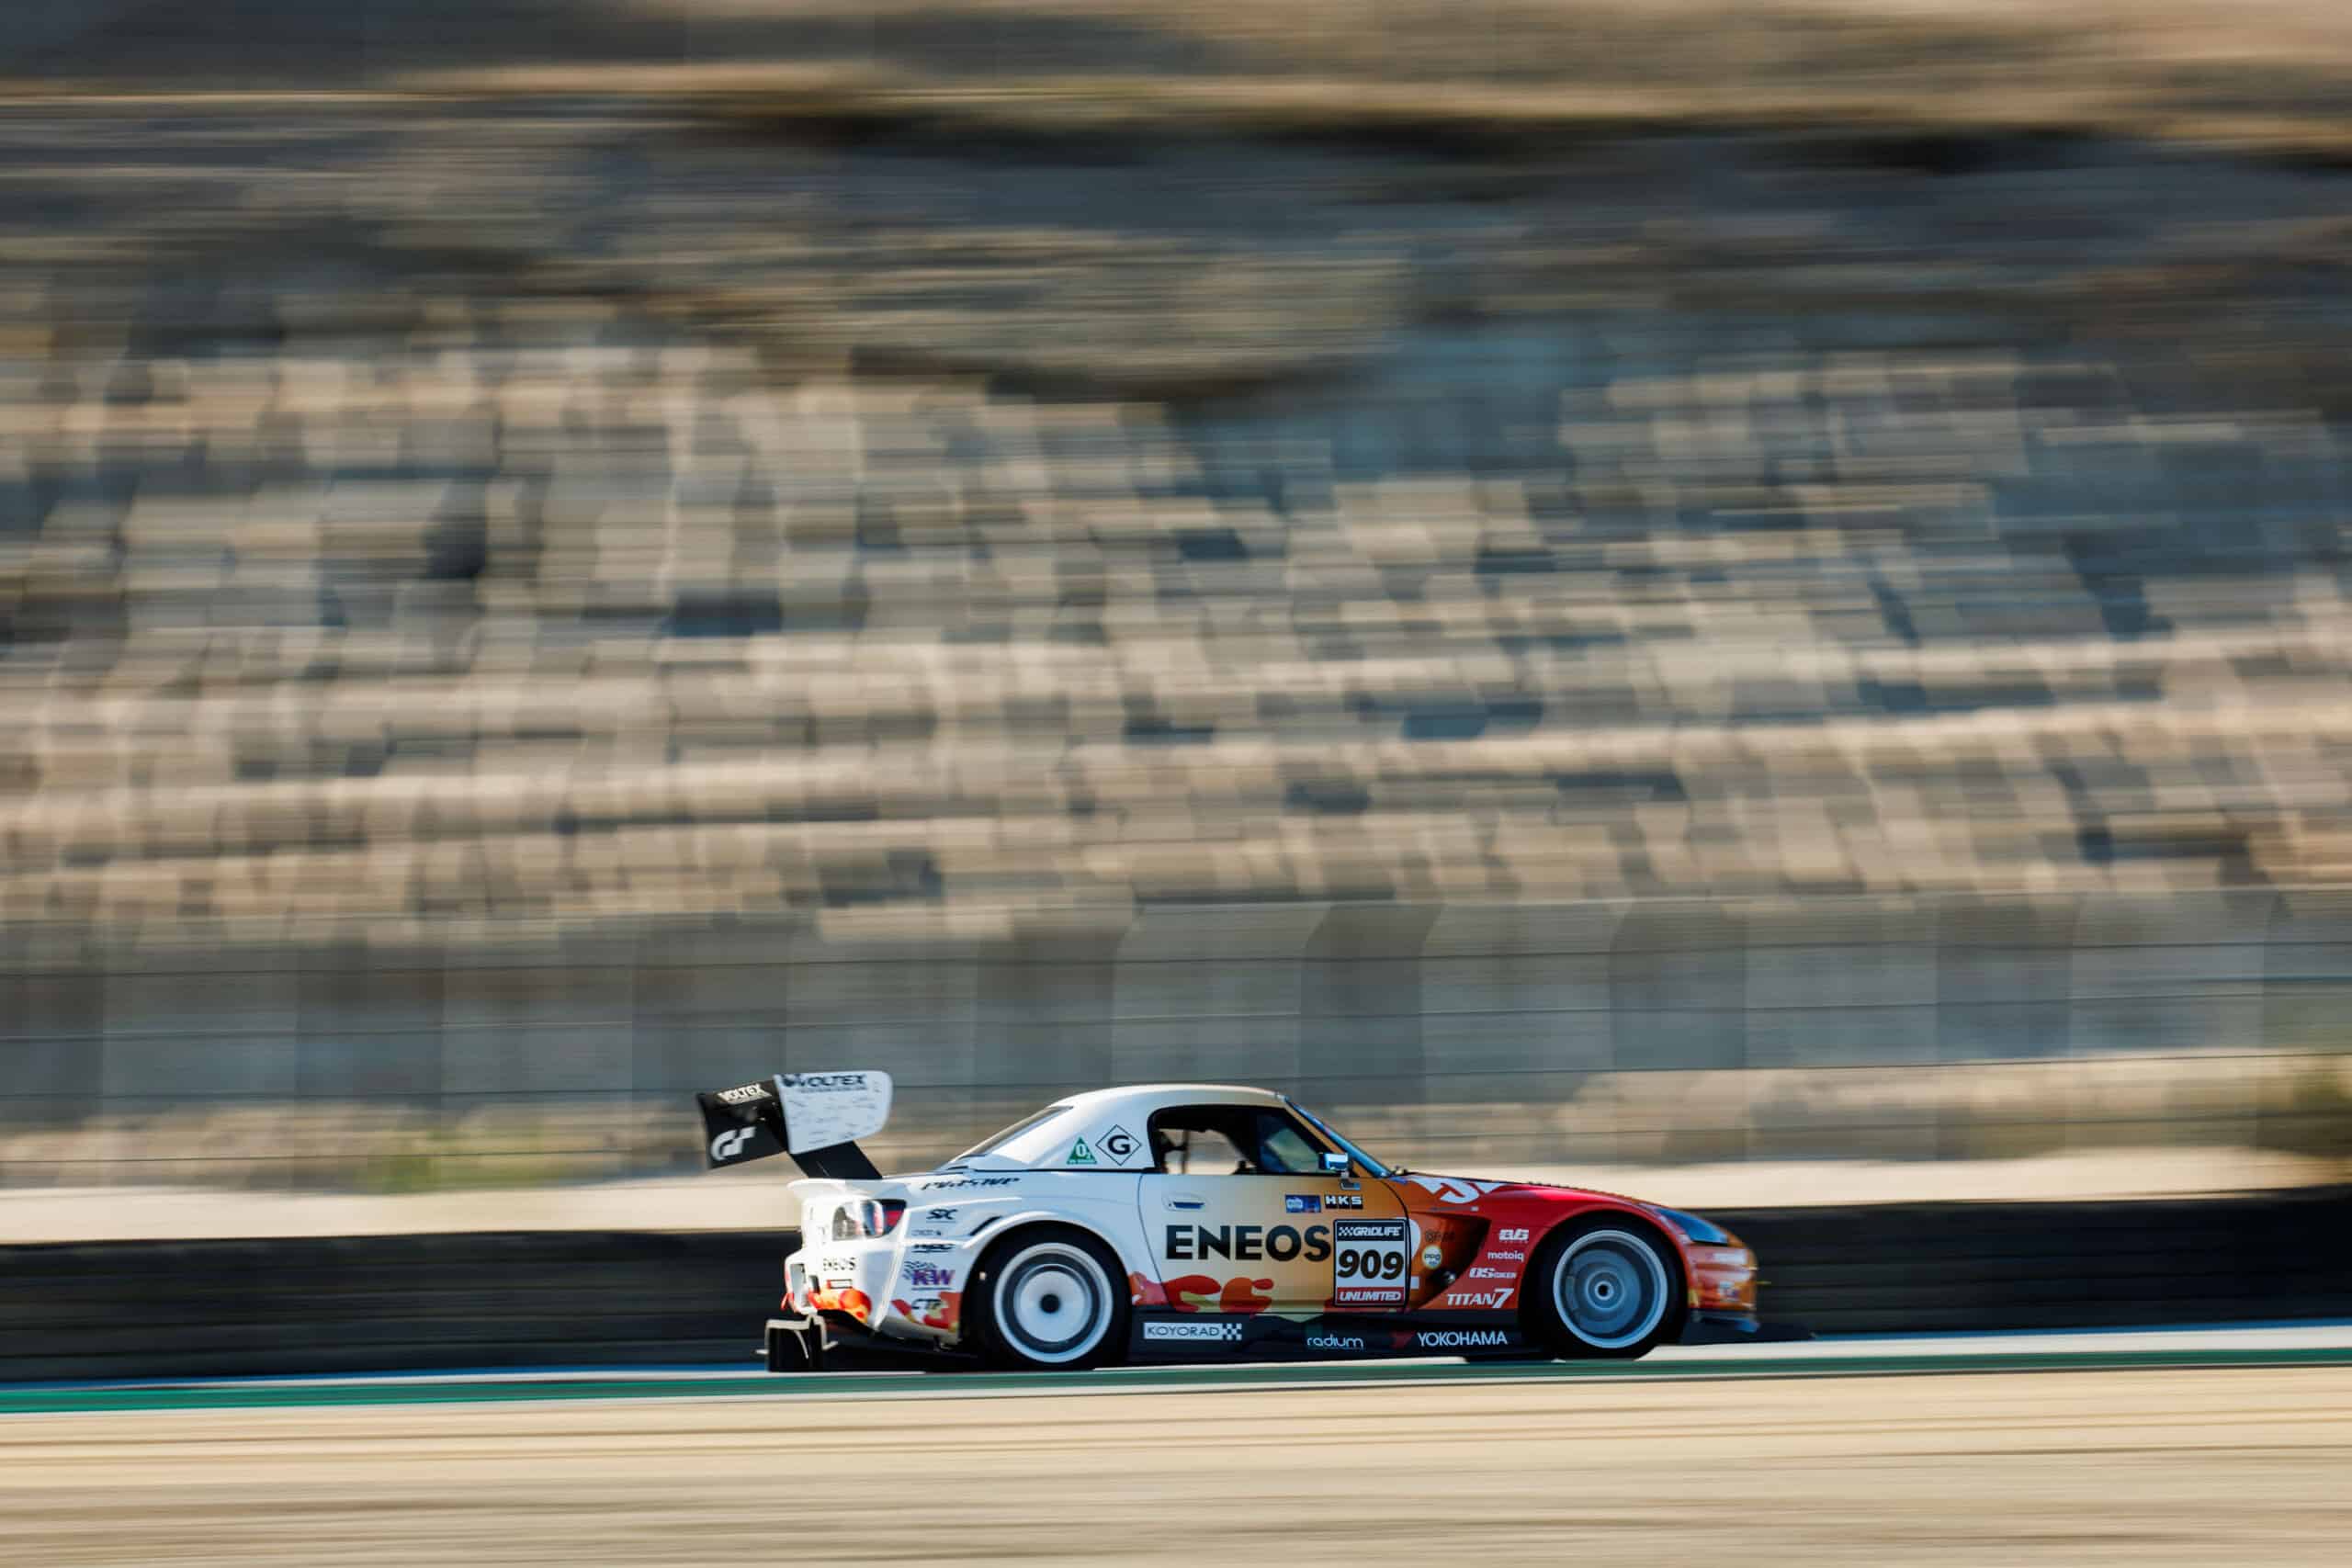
[1319,1150,1351,1177]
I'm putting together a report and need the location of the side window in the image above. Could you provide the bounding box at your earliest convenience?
[1158,1122,1250,1175]
[1149,1105,1335,1176]
[1254,1113,1328,1177]
[1150,1105,1260,1174]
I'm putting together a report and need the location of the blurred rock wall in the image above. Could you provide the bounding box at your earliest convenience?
[6,12,2352,1190]
[6,892,2349,1188]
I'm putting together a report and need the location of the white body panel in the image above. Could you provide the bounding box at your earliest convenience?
[787,1170,1159,1345]
[781,1084,1324,1348]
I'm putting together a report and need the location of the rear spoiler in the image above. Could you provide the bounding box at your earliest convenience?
[695,1071,892,1182]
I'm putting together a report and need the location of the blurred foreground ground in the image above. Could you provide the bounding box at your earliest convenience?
[4,1363,2347,1566]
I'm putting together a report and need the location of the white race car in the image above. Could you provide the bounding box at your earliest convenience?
[698,1072,1792,1371]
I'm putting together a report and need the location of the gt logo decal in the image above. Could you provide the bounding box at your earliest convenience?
[709,1127,758,1160]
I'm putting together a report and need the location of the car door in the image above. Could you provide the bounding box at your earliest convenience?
[1137,1103,1410,1314]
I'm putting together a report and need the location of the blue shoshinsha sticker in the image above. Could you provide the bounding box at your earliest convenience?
[1284,1194,1321,1213]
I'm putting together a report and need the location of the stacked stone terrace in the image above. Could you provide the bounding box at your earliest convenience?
[5,288,2348,948]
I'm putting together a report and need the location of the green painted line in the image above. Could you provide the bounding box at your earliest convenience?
[6,1345,2352,1416]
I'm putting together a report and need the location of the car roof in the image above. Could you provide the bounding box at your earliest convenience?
[1056,1083,1288,1113]
[947,1083,1299,1171]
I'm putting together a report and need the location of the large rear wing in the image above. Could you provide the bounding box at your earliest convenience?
[695,1071,892,1181]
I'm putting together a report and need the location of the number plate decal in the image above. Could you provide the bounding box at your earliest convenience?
[1331,1217,1410,1306]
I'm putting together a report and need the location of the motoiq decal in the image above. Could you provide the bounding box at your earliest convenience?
[1331,1217,1408,1306]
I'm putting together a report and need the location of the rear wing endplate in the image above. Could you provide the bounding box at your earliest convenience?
[695,1071,892,1181]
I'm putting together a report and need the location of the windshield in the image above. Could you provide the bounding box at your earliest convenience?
[1283,1098,1392,1178]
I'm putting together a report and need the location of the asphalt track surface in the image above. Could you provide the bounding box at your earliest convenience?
[5,1328,2349,1566]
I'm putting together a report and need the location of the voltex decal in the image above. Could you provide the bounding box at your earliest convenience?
[1331,1217,1408,1306]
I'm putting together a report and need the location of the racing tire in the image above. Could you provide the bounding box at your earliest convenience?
[1525,1217,1683,1360]
[967,1225,1129,1371]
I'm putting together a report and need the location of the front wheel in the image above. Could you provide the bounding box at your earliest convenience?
[1526,1219,1682,1360]
[967,1226,1128,1371]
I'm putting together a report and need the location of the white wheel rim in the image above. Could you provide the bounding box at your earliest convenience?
[1554,1230,1669,1349]
[995,1243,1113,1364]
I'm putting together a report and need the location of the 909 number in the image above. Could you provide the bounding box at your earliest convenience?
[1334,1247,1407,1281]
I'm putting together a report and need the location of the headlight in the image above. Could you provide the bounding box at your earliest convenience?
[1652,1206,1731,1246]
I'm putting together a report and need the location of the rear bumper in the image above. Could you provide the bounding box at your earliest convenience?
[765,1314,978,1372]
[1679,1313,1813,1347]
[765,1316,822,1371]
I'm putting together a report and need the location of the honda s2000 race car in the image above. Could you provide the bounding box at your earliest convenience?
[698,1075,1802,1371]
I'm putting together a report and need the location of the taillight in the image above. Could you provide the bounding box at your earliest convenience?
[831,1200,904,1238]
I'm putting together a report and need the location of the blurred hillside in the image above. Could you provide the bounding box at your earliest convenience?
[1,4,2350,1193]
[5,1,2351,941]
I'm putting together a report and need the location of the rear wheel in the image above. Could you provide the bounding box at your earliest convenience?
[1527,1218,1682,1360]
[967,1226,1128,1371]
